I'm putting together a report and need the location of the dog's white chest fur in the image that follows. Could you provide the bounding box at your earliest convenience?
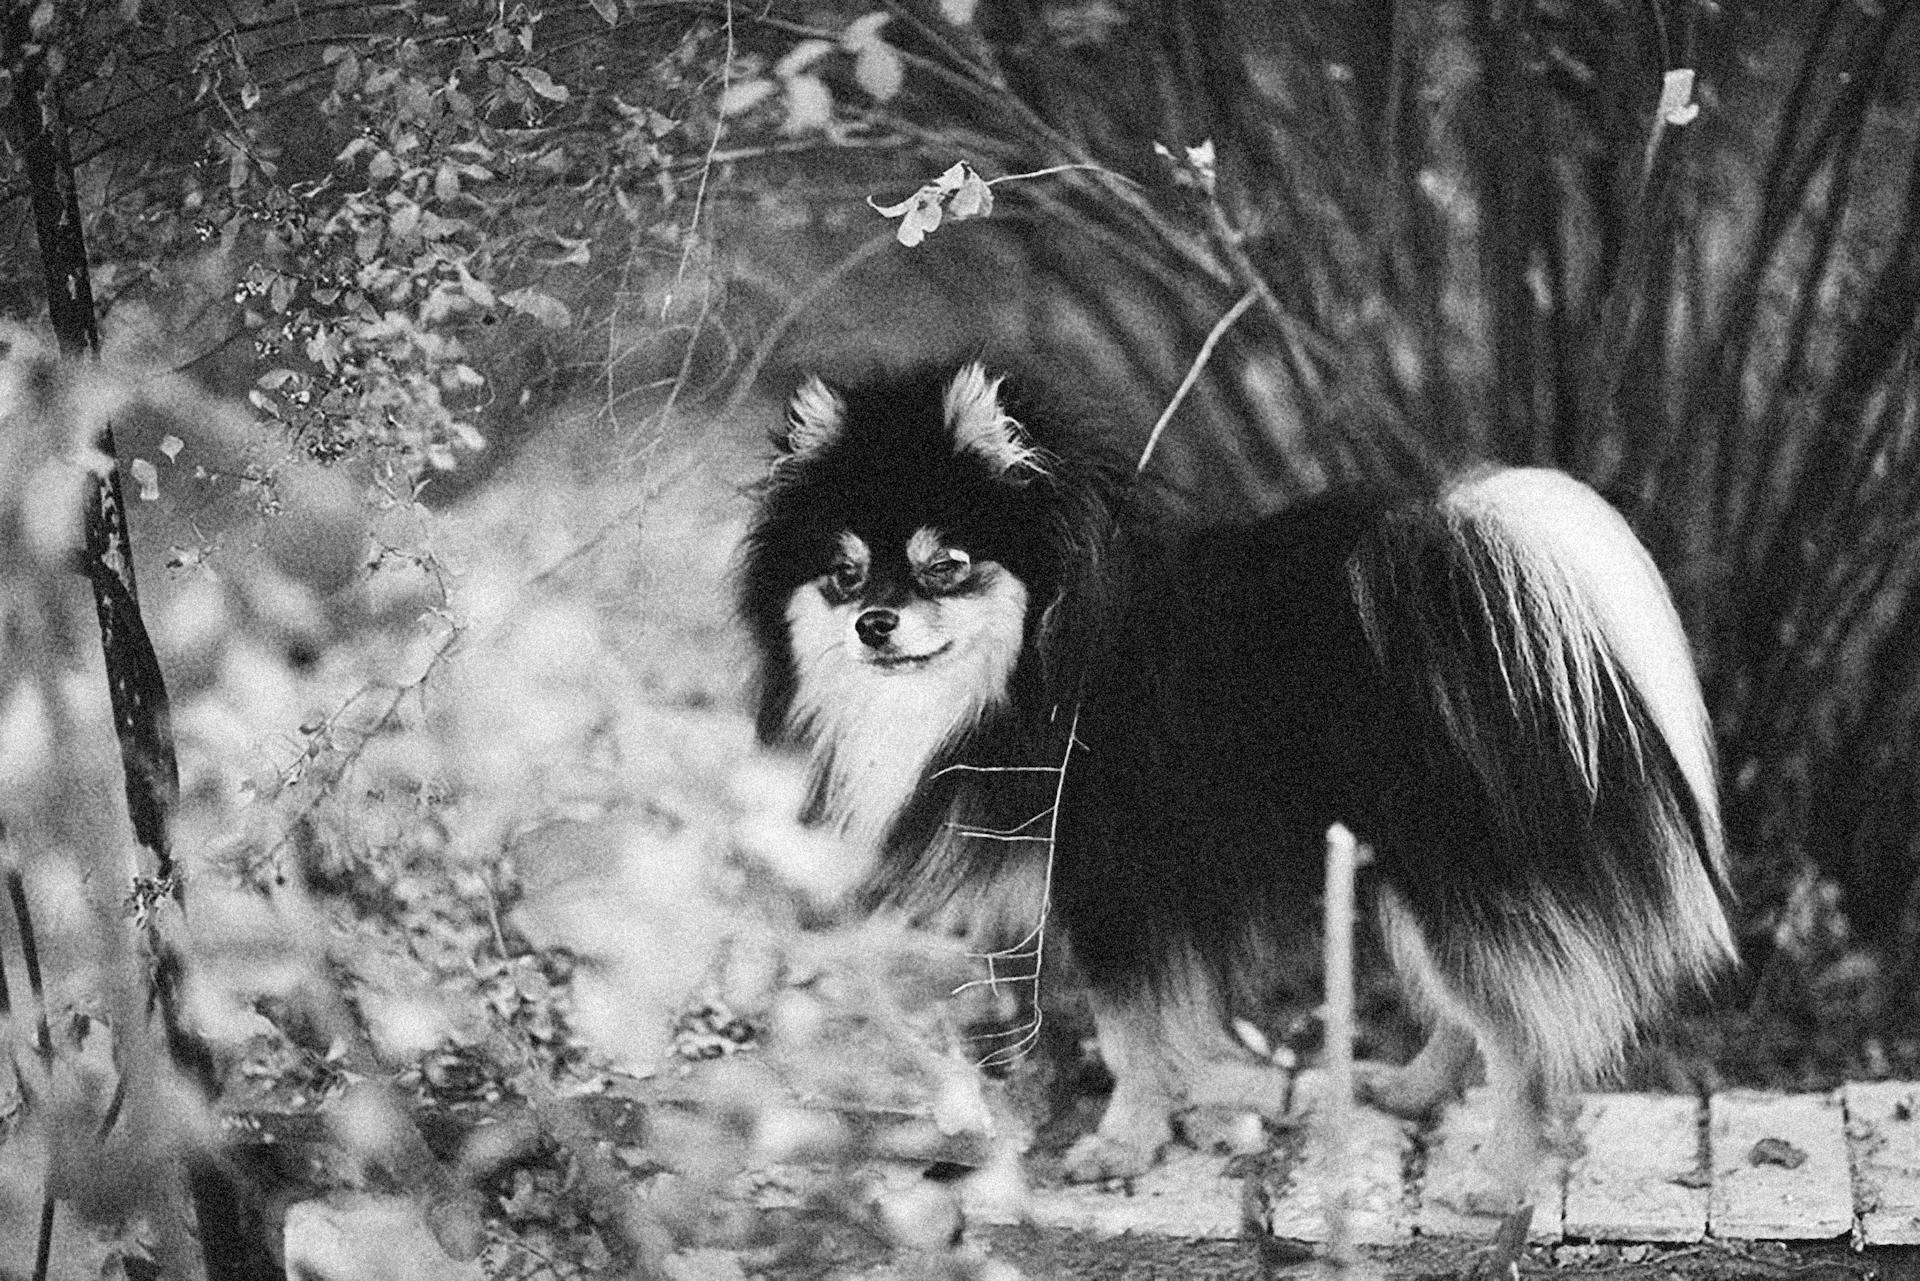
[783,579,1027,859]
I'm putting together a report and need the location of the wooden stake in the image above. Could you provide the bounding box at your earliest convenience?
[1323,822,1360,1268]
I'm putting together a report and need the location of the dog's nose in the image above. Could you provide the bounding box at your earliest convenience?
[855,609,899,648]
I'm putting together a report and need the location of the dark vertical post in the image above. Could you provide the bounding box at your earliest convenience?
[3,5,277,1276]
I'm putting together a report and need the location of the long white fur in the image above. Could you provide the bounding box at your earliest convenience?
[1378,825,1715,1095]
[1441,468,1725,877]
[943,363,1049,478]
[782,566,1028,860]
[787,376,846,457]
[1382,468,1735,1091]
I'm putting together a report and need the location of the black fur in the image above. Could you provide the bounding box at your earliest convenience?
[741,363,1735,1183]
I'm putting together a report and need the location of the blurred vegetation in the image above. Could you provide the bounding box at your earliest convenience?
[2,0,1920,1275]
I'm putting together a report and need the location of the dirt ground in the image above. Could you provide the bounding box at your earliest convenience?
[975,1226,1920,1281]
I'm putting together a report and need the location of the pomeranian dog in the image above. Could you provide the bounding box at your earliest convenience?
[740,362,1734,1204]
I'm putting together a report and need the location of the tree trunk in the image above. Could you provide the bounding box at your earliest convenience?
[3,4,280,1276]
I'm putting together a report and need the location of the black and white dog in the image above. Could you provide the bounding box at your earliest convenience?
[740,362,1733,1198]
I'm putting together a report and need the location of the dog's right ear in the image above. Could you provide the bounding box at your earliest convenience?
[780,375,846,459]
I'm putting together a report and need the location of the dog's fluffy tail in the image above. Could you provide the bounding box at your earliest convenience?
[1354,467,1735,1092]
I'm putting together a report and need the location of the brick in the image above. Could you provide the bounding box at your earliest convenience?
[970,1146,1244,1238]
[1563,1093,1707,1242]
[1265,1072,1415,1244]
[1414,1086,1564,1241]
[1708,1090,1851,1240]
[1844,1080,1920,1246]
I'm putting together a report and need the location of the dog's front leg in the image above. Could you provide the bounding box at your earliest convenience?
[1062,977,1293,1182]
[1062,986,1182,1181]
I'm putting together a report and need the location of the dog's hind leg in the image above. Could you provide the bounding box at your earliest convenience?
[1355,1019,1478,1120]
[1376,892,1581,1271]
[1062,960,1291,1182]
[1472,1040,1582,1277]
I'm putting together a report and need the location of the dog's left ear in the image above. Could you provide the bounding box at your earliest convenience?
[944,363,1048,484]
[782,375,846,459]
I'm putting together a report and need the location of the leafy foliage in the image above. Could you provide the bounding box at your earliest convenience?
[4,0,751,479]
[7,0,1920,1275]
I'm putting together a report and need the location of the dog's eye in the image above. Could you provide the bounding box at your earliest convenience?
[920,550,972,589]
[828,561,867,596]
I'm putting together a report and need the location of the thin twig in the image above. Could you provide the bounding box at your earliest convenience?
[255,622,463,872]
[1136,290,1257,478]
[8,863,54,1281]
[664,0,733,321]
[721,228,897,419]
[988,161,1139,189]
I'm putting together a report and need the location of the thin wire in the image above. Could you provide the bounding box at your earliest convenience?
[956,705,1083,1067]
[952,287,1258,1065]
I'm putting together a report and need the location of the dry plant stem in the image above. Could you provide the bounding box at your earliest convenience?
[5,869,51,1061]
[1204,197,1286,325]
[860,83,1221,296]
[666,0,731,325]
[1600,62,1697,436]
[646,258,720,441]
[988,161,1139,189]
[721,228,899,420]
[32,1193,52,1281]
[739,4,1074,159]
[12,866,53,1281]
[259,622,462,871]
[0,865,12,1019]
[859,109,1211,298]
[1136,289,1258,478]
[1199,192,1351,433]
[875,0,1003,88]
[1013,178,1221,299]
[1322,823,1361,1269]
[1695,7,1887,553]
[584,115,743,450]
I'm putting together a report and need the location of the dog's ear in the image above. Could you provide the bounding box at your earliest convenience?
[781,375,845,458]
[943,363,1048,484]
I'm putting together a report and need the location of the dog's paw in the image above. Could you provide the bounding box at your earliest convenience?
[1352,1058,1459,1121]
[1060,1131,1163,1183]
[1176,1107,1269,1157]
